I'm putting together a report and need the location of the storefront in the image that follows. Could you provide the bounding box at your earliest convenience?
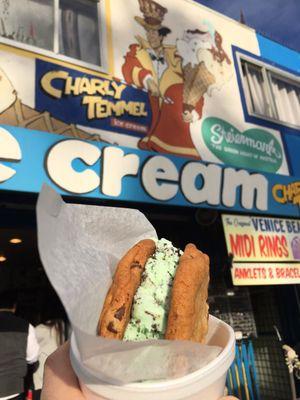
[0,0,300,399]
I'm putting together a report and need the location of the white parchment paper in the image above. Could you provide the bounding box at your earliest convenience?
[36,184,221,384]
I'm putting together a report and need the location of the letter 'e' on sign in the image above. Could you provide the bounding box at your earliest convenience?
[181,163,221,205]
[142,156,179,201]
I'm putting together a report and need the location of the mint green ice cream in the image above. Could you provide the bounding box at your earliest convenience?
[123,238,182,341]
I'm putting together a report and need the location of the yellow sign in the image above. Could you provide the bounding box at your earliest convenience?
[272,181,300,206]
[232,263,300,285]
[40,71,148,120]
[222,214,300,262]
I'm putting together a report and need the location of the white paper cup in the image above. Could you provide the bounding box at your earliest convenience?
[70,315,235,400]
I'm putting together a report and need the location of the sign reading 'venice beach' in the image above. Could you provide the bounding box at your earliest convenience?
[222,214,300,261]
[222,214,300,285]
[0,126,299,218]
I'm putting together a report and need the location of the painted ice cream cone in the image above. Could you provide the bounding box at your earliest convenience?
[177,26,232,105]
[0,67,17,113]
[177,27,216,110]
[182,62,215,108]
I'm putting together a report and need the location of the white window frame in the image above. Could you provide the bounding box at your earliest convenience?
[0,0,108,73]
[237,52,300,130]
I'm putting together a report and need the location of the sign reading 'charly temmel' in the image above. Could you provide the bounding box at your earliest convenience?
[202,117,283,173]
[0,126,299,217]
[35,60,151,136]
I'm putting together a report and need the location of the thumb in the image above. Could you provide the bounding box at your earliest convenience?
[220,397,239,400]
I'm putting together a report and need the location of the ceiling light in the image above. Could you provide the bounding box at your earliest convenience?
[9,238,22,244]
[226,290,235,297]
[0,255,7,262]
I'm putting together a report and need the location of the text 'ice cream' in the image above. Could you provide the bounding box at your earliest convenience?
[123,239,182,341]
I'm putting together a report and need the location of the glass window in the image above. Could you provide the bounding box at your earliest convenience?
[241,61,274,118]
[0,0,54,50]
[269,74,300,127]
[59,0,100,65]
[0,0,102,67]
[240,57,300,128]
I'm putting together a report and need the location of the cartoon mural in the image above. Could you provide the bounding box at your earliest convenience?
[0,0,291,175]
[122,0,231,159]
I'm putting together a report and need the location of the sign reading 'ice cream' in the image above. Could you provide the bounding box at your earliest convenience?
[0,126,299,217]
[222,214,300,262]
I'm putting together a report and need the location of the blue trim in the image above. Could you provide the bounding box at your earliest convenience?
[257,34,300,75]
[233,44,300,77]
[282,133,293,176]
[232,45,300,133]
[231,45,300,176]
[284,135,300,177]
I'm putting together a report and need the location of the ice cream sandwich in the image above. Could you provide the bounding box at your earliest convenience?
[97,238,209,343]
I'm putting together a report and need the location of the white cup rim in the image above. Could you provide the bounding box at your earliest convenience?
[70,315,235,391]
[124,315,235,389]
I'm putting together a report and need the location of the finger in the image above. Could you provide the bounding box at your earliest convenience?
[183,243,199,258]
[220,397,240,400]
[181,243,209,265]
[220,397,239,400]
